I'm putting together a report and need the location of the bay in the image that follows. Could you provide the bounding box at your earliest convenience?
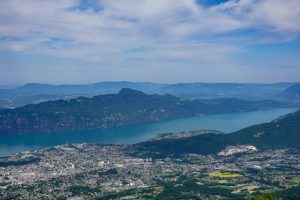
[0,108,297,157]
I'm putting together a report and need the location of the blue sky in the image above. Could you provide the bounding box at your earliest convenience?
[0,0,300,85]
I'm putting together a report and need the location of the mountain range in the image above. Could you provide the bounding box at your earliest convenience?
[0,81,299,109]
[0,88,294,135]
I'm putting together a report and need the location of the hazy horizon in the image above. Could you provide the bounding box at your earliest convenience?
[0,80,299,88]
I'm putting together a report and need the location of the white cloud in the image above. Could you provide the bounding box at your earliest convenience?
[218,0,300,40]
[0,0,299,63]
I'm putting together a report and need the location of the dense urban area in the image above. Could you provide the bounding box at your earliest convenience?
[1,132,300,199]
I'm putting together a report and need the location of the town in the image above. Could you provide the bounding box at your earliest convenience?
[1,142,299,199]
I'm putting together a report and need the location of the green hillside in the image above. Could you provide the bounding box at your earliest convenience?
[0,88,291,135]
[137,110,300,156]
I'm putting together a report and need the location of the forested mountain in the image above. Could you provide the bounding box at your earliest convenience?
[0,88,291,135]
[137,109,300,156]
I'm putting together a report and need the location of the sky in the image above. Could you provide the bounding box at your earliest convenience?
[0,0,300,85]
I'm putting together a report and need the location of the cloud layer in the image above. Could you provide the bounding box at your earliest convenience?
[0,0,300,83]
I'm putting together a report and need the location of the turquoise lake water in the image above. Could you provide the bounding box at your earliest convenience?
[0,108,297,157]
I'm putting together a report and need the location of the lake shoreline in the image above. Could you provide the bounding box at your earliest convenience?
[0,108,298,157]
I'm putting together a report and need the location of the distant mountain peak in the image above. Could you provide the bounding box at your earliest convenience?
[118,88,146,96]
[279,84,300,101]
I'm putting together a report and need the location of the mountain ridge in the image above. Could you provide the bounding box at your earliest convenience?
[278,84,300,101]
[136,109,300,157]
[0,81,298,109]
[0,88,293,135]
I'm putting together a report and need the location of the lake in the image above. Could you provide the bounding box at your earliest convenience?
[0,108,297,157]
